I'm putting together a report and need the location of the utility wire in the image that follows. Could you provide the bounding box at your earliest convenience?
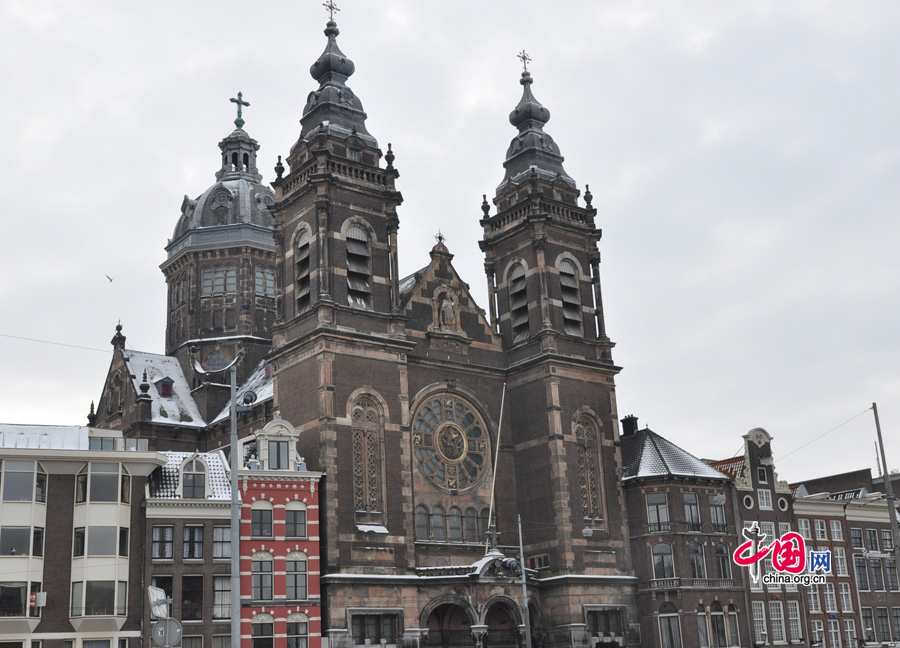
[0,332,111,354]
[779,407,872,462]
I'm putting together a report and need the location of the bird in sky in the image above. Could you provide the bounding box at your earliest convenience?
[105,274,116,282]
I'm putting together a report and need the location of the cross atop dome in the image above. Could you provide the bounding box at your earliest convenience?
[230,91,250,131]
[323,0,339,21]
[517,49,531,72]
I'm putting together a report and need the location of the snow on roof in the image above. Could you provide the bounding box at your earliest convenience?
[124,351,206,428]
[148,450,231,500]
[0,424,91,450]
[212,360,274,424]
[709,456,745,480]
[621,427,729,481]
[398,267,427,306]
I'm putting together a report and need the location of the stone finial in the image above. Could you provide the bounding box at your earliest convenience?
[385,143,394,169]
[481,194,491,217]
[584,184,593,208]
[275,155,284,180]
[111,322,126,349]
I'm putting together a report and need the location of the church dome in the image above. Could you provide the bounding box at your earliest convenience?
[170,128,275,242]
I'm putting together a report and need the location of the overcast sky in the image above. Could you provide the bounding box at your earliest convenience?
[2,1,898,484]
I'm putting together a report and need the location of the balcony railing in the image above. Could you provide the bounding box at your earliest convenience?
[649,578,680,589]
[688,578,735,588]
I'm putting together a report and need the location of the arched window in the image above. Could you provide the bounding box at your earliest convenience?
[253,618,274,648]
[286,552,307,600]
[714,543,732,579]
[202,268,213,296]
[448,507,462,542]
[558,259,582,336]
[266,267,275,297]
[225,264,236,294]
[182,459,206,499]
[479,508,490,540]
[346,225,371,309]
[296,230,311,313]
[727,604,740,646]
[697,604,710,648]
[415,505,429,539]
[652,543,675,580]
[508,263,529,342]
[431,506,446,541]
[709,601,727,648]
[287,612,310,648]
[213,265,225,294]
[574,417,602,521]
[351,397,383,520]
[255,265,264,294]
[251,551,273,600]
[464,508,478,542]
[689,542,706,579]
[658,602,682,648]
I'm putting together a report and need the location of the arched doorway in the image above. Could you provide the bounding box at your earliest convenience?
[484,601,520,648]
[425,602,474,648]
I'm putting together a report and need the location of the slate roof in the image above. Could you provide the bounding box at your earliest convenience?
[148,450,231,500]
[709,456,745,481]
[621,427,729,481]
[124,351,206,428]
[212,359,274,424]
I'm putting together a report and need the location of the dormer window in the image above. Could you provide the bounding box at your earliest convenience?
[268,441,289,470]
[348,149,359,161]
[182,460,206,499]
[156,378,174,398]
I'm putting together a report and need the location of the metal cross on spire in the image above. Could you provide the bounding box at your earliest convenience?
[323,0,340,21]
[517,49,531,71]
[230,92,250,131]
[434,230,445,245]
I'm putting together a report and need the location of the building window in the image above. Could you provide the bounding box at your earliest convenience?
[867,528,880,551]
[684,493,701,532]
[688,543,706,579]
[71,581,124,616]
[84,526,118,556]
[823,583,837,612]
[183,526,203,559]
[839,582,853,611]
[843,619,857,647]
[251,507,273,538]
[696,604,709,648]
[351,614,398,646]
[647,492,669,532]
[815,519,828,540]
[212,576,230,619]
[831,520,844,541]
[213,266,225,294]
[225,264,236,294]
[883,529,895,552]
[0,527,31,556]
[296,230,311,313]
[828,619,842,648]
[182,638,201,648]
[252,623,273,648]
[856,558,870,590]
[213,638,229,648]
[586,609,623,638]
[213,526,230,558]
[810,620,825,646]
[850,527,863,549]
[798,518,811,540]
[713,544,732,580]
[182,460,206,499]
[431,507,446,542]
[877,608,891,643]
[558,259,582,336]
[575,418,603,521]
[351,397,384,517]
[255,266,275,297]
[657,602,682,648]
[886,560,898,591]
[415,506,429,539]
[757,467,767,483]
[835,546,848,576]
[346,225,372,309]
[708,602,727,648]
[708,495,726,533]
[0,582,37,616]
[182,576,203,621]
[252,557,273,600]
[202,268,213,296]
[508,263,529,342]
[286,508,307,538]
[787,601,802,643]
[152,526,174,559]
[808,585,821,612]
[751,601,767,646]
[268,441,289,470]
[150,576,172,617]
[1,461,47,502]
[34,527,44,557]
[862,609,874,643]
[464,507,478,542]
[652,543,675,580]
[871,559,885,591]
[447,507,462,542]
[287,617,309,648]
[75,463,128,503]
[286,556,307,600]
[757,488,772,510]
[893,609,900,642]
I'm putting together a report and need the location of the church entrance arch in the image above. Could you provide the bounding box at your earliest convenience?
[423,601,475,648]
[483,598,521,648]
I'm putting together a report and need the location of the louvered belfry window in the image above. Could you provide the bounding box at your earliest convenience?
[296,230,311,313]
[509,263,529,342]
[559,259,583,336]
[346,225,371,309]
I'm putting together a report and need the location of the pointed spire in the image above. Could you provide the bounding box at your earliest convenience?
[497,61,574,196]
[299,15,375,145]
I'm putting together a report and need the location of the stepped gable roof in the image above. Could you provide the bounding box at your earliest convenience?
[148,450,231,500]
[212,359,274,424]
[621,426,729,481]
[124,351,206,428]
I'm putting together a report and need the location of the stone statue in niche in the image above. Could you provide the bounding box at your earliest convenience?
[439,295,457,331]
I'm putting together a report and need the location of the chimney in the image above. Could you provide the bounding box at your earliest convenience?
[621,415,639,437]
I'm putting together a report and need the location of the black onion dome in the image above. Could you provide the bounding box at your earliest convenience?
[509,71,550,129]
[310,21,355,82]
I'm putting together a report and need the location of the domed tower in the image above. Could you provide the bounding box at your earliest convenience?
[161,102,276,418]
